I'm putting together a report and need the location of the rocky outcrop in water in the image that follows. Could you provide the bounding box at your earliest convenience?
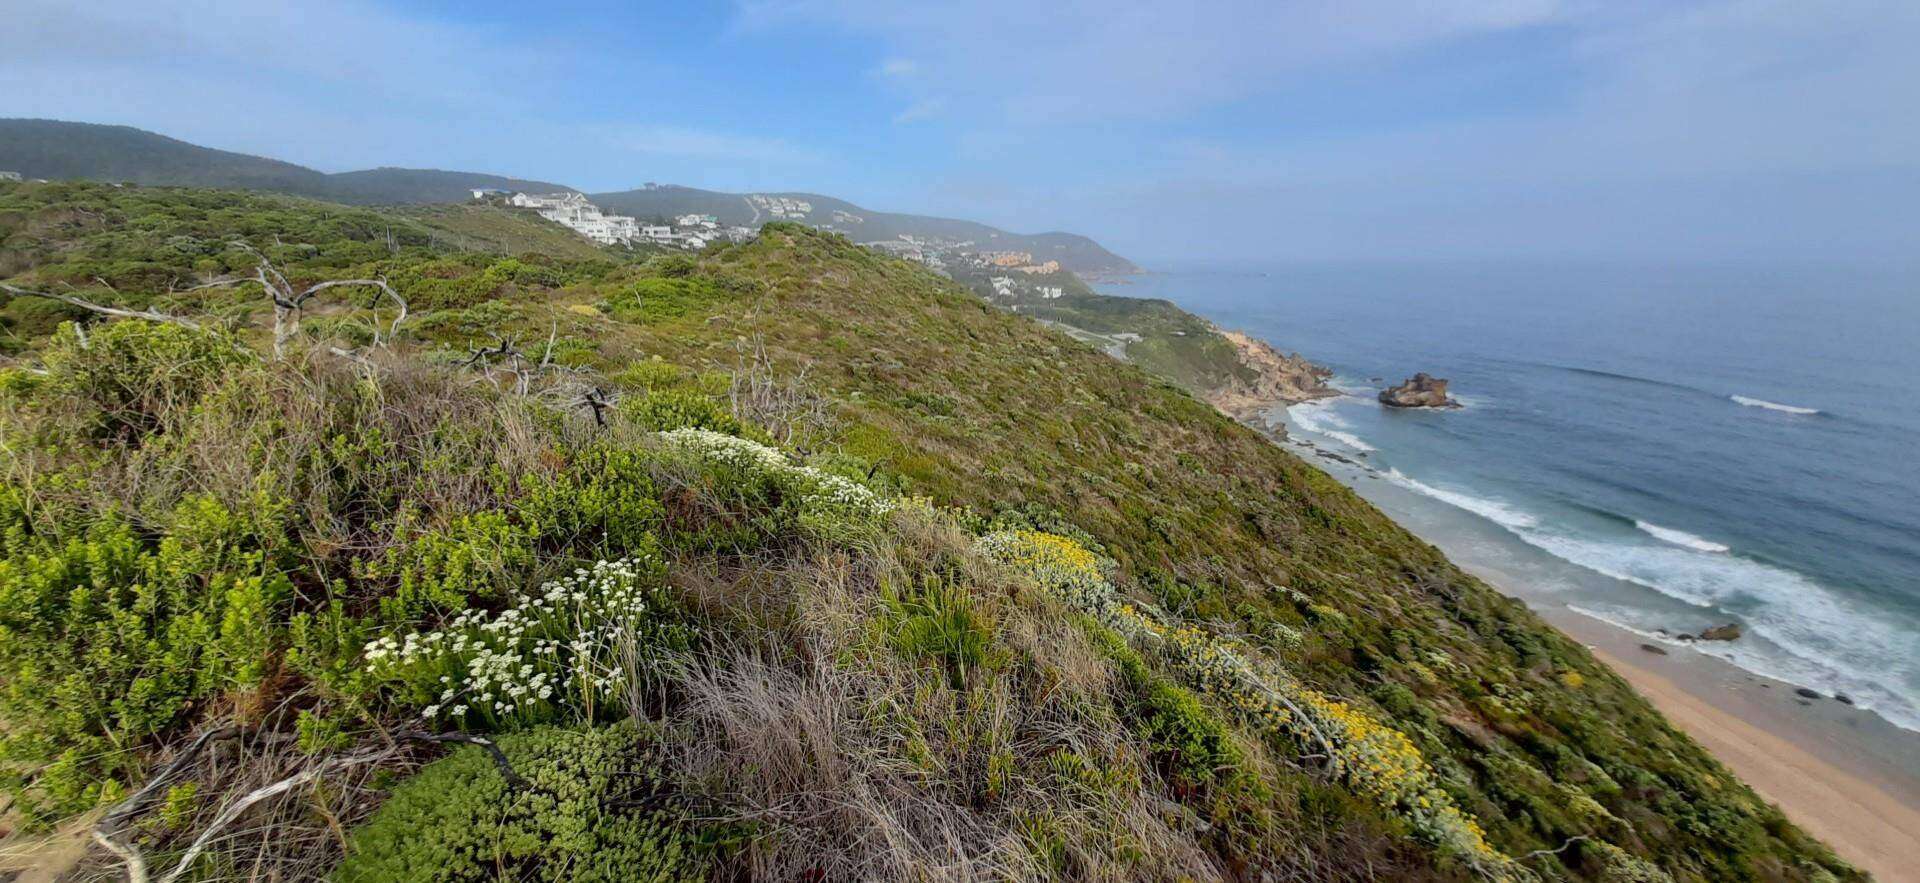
[1695,623,1744,641]
[1379,373,1459,408]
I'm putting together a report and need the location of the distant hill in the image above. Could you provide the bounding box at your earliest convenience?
[594,185,1138,274]
[0,118,1136,272]
[0,120,573,205]
[0,119,333,194]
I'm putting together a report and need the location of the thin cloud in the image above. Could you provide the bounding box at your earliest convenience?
[608,126,827,165]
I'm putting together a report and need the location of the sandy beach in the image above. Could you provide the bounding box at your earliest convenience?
[1281,435,1920,882]
[1538,607,1920,883]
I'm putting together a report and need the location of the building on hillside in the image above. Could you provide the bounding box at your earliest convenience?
[1038,286,1064,299]
[676,214,719,227]
[469,188,510,200]
[990,276,1015,297]
[641,225,673,240]
[0,171,22,182]
[509,192,642,245]
[1014,261,1061,274]
[980,251,1033,267]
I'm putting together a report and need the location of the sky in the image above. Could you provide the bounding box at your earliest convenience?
[4,0,1918,264]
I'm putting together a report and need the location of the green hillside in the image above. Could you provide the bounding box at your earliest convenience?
[0,181,1853,882]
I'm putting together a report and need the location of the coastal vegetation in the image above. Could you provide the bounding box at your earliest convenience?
[0,180,1857,881]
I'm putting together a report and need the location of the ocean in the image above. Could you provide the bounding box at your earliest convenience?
[1096,260,1920,732]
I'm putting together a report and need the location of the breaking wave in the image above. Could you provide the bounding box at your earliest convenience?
[1731,395,1821,415]
[1289,400,1375,452]
[1381,470,1920,732]
[1634,520,1730,553]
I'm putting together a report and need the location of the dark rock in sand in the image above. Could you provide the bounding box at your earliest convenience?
[1834,693,1854,705]
[1639,643,1669,655]
[1379,373,1460,408]
[1795,687,1822,699]
[1696,623,1743,641]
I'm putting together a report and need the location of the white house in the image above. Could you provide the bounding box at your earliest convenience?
[0,171,22,182]
[509,192,643,245]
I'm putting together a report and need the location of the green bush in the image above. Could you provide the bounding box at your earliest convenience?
[602,276,728,324]
[38,320,250,438]
[620,388,742,434]
[334,725,705,882]
[0,493,290,823]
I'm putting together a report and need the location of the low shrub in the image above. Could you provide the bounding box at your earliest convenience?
[334,725,705,882]
[0,494,289,823]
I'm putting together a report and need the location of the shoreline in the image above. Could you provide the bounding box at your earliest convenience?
[1267,413,1920,881]
[1536,603,1920,883]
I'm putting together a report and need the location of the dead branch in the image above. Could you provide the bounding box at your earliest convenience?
[1520,834,1592,862]
[1,283,204,331]
[230,242,408,357]
[94,726,528,883]
[391,730,529,791]
[580,387,615,426]
[91,726,242,883]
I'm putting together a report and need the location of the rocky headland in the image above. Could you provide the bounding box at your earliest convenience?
[1207,329,1337,431]
[1379,373,1460,408]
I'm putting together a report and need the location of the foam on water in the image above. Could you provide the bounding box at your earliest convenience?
[1731,394,1821,415]
[1383,471,1920,731]
[1288,399,1376,452]
[1634,520,1731,553]
[1383,469,1539,530]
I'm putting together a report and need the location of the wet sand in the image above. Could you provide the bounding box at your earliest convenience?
[1540,606,1920,883]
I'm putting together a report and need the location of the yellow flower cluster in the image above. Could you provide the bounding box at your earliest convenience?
[976,529,1513,874]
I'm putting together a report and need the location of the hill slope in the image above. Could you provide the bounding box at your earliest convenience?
[0,120,1137,273]
[0,181,1854,882]
[0,119,575,204]
[594,184,1138,274]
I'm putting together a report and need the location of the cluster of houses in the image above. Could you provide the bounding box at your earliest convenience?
[0,171,21,182]
[476,190,751,249]
[989,277,1064,299]
[748,194,812,218]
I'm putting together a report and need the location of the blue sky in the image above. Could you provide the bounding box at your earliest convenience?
[5,1,1918,264]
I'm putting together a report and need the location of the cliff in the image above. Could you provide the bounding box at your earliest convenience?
[1205,329,1337,427]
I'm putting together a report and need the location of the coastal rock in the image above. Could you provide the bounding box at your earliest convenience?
[1204,329,1337,430]
[1639,643,1669,655]
[1795,687,1822,699]
[1378,373,1459,409]
[1696,623,1743,641]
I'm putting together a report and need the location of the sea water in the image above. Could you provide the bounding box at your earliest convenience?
[1097,260,1920,731]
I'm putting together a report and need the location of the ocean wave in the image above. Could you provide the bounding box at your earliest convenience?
[1539,363,1708,395]
[1634,520,1730,553]
[1383,469,1538,530]
[1382,470,1920,732]
[1731,394,1821,415]
[1289,400,1376,452]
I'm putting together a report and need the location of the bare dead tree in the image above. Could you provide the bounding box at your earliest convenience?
[230,242,407,358]
[728,334,833,450]
[462,322,581,398]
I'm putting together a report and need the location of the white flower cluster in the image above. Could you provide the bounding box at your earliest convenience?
[363,557,669,726]
[655,428,894,520]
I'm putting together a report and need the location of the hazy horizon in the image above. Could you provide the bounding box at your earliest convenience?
[6,0,1917,264]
